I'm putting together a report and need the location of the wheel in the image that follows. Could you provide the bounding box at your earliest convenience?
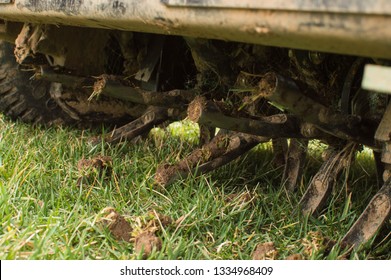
[0,41,73,125]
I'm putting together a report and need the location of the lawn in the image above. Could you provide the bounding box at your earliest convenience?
[0,114,390,260]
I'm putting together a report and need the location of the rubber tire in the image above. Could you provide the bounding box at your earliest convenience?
[0,41,73,125]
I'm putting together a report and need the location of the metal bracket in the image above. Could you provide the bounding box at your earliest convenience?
[135,35,165,91]
[362,64,391,94]
[135,36,165,82]
[366,64,391,143]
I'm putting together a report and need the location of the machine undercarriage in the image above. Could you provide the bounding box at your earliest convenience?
[0,0,390,253]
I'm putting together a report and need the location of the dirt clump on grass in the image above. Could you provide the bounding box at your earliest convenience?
[99,208,172,258]
[134,231,163,258]
[285,253,303,260]
[100,207,133,242]
[147,210,173,228]
[131,210,169,258]
[77,155,113,174]
[77,155,112,185]
[252,242,278,260]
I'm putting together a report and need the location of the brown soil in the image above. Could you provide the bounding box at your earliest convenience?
[285,254,303,260]
[77,155,113,178]
[100,207,132,242]
[134,232,162,258]
[100,208,171,257]
[252,242,278,260]
[148,211,173,228]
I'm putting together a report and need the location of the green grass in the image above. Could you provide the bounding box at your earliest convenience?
[0,115,390,260]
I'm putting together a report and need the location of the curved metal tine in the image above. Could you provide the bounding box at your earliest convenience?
[272,138,288,167]
[282,139,308,192]
[341,178,391,249]
[299,143,356,216]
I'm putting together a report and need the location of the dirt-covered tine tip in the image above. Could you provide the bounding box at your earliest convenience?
[154,163,176,187]
[258,72,277,97]
[187,96,207,123]
[89,74,109,101]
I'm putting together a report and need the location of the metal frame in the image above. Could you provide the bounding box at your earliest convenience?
[0,0,390,58]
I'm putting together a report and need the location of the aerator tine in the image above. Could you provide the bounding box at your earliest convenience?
[282,139,308,192]
[154,130,268,187]
[91,106,181,145]
[299,143,357,216]
[341,178,391,248]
